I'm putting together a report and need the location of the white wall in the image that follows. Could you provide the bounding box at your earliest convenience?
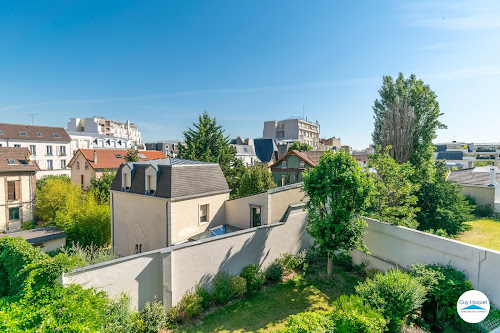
[351,218,500,306]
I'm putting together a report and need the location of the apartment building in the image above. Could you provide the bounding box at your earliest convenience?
[435,142,500,169]
[68,131,137,156]
[67,116,142,147]
[0,123,71,178]
[145,141,183,158]
[263,118,320,149]
[0,147,39,232]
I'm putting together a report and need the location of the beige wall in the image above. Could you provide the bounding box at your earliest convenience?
[0,173,36,232]
[70,153,96,189]
[170,193,228,244]
[459,185,495,206]
[112,191,169,257]
[269,185,305,223]
[225,192,268,229]
[41,237,66,252]
[352,218,500,307]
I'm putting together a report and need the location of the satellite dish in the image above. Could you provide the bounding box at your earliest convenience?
[28,155,36,161]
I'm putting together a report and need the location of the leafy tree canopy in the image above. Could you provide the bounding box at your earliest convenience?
[288,141,313,152]
[237,165,276,197]
[89,169,116,204]
[124,149,139,162]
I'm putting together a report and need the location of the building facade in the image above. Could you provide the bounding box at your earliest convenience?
[145,141,183,158]
[435,142,500,169]
[67,116,142,147]
[0,148,39,233]
[269,150,323,186]
[68,131,138,156]
[263,118,320,149]
[0,123,71,178]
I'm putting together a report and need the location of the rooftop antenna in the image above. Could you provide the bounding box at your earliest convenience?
[302,105,304,119]
[28,114,38,125]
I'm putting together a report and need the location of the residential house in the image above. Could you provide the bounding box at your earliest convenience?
[352,152,369,169]
[0,226,66,252]
[270,150,324,186]
[68,149,166,189]
[0,123,70,178]
[145,141,184,158]
[319,137,341,151]
[68,131,138,156]
[68,116,142,147]
[0,147,39,232]
[263,118,320,150]
[448,167,500,212]
[109,157,305,256]
[230,137,258,166]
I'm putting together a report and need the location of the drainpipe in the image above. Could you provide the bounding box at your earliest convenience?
[490,167,496,187]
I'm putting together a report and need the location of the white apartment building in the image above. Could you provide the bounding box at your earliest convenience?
[435,142,500,169]
[0,123,71,178]
[68,131,138,156]
[67,116,142,147]
[263,118,320,149]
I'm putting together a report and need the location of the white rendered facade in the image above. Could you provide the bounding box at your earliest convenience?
[68,131,137,156]
[263,118,320,149]
[68,116,142,147]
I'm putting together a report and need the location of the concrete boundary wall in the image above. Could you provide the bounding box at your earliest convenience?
[352,218,500,306]
[63,203,312,309]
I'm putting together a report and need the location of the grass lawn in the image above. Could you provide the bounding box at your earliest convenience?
[456,219,500,251]
[176,266,363,333]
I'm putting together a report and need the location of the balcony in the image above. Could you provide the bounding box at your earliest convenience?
[475,147,497,153]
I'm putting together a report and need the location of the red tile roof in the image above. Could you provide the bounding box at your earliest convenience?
[0,147,40,172]
[69,149,166,170]
[270,150,321,168]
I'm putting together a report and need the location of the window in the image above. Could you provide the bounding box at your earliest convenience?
[46,145,53,155]
[199,204,209,223]
[47,160,53,170]
[85,162,89,170]
[36,132,42,137]
[244,147,248,152]
[7,159,16,165]
[76,162,80,169]
[290,174,296,183]
[281,175,286,186]
[59,146,66,155]
[0,130,3,135]
[299,161,305,168]
[18,131,27,136]
[29,145,36,155]
[14,144,21,148]
[7,181,20,201]
[52,133,60,138]
[251,205,261,227]
[122,168,131,191]
[9,207,19,221]
[115,154,123,158]
[61,160,66,169]
[81,175,84,187]
[282,161,287,169]
[138,153,147,159]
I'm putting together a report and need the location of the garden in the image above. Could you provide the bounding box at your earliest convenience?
[456,219,500,251]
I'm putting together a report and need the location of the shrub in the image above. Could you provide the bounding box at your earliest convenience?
[212,271,232,304]
[60,243,118,266]
[195,283,212,309]
[332,253,353,270]
[365,268,381,279]
[103,293,143,333]
[140,298,167,333]
[475,204,494,218]
[276,250,307,274]
[265,261,284,283]
[356,268,427,332]
[178,290,203,319]
[21,220,36,230]
[280,311,335,333]
[331,295,386,333]
[424,228,450,238]
[240,264,265,293]
[230,275,247,298]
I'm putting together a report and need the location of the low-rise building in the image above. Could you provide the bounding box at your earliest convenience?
[0,123,71,178]
[145,141,183,158]
[0,147,39,233]
[270,150,323,186]
[0,226,66,252]
[68,149,166,189]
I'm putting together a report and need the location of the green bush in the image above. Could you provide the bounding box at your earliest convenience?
[365,268,381,279]
[280,311,335,333]
[21,220,36,230]
[60,242,118,266]
[178,290,204,319]
[356,268,427,332]
[230,275,247,298]
[424,228,450,238]
[266,261,284,283]
[475,204,494,218]
[195,283,212,309]
[213,271,233,304]
[240,264,265,293]
[331,295,386,333]
[276,250,307,274]
[140,298,167,333]
[36,174,71,191]
[103,293,143,333]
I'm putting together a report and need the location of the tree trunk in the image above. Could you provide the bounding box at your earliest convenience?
[327,253,334,279]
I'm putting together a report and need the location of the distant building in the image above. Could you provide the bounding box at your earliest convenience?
[145,141,184,158]
[0,147,39,233]
[434,141,500,169]
[319,137,341,151]
[0,226,66,252]
[352,152,369,169]
[0,123,71,178]
[269,150,324,186]
[68,131,138,156]
[67,116,142,147]
[68,149,166,189]
[263,118,320,150]
[253,138,279,168]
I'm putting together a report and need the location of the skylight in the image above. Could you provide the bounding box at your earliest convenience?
[7,159,16,165]
[52,133,60,138]
[19,131,27,136]
[115,154,123,158]
[0,130,3,135]
[36,132,42,136]
[138,154,147,159]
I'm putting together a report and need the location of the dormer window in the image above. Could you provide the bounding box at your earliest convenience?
[122,166,132,191]
[19,131,28,136]
[36,132,42,137]
[0,130,3,135]
[299,161,305,168]
[145,166,157,195]
[52,133,60,138]
[282,161,288,169]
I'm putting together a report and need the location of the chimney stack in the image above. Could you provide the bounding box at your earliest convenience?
[490,167,496,187]
[93,150,97,165]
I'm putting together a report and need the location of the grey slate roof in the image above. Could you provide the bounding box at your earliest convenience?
[111,158,230,199]
[434,145,448,152]
[436,151,464,160]
[0,226,66,245]
[448,168,500,187]
[232,144,256,157]
[254,138,277,163]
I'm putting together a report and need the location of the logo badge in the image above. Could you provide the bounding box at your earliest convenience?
[457,290,490,323]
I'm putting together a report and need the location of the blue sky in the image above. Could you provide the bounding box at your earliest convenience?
[1,1,499,149]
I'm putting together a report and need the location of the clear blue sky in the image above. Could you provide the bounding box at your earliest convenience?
[1,1,499,149]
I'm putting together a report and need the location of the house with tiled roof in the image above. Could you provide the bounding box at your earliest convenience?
[0,147,40,232]
[0,123,71,178]
[269,150,324,186]
[67,149,166,189]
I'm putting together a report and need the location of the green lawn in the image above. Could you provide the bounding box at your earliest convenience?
[456,219,500,251]
[176,267,363,333]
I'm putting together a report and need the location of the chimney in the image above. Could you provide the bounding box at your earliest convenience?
[490,167,496,187]
[93,150,97,165]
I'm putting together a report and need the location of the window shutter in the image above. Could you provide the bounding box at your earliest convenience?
[15,181,20,200]
[7,182,14,200]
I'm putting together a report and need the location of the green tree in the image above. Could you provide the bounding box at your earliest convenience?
[36,174,71,191]
[372,73,447,166]
[178,112,245,196]
[124,149,139,162]
[416,161,474,235]
[366,148,420,228]
[89,169,116,203]
[36,178,82,222]
[236,165,276,197]
[302,150,373,279]
[287,141,313,152]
